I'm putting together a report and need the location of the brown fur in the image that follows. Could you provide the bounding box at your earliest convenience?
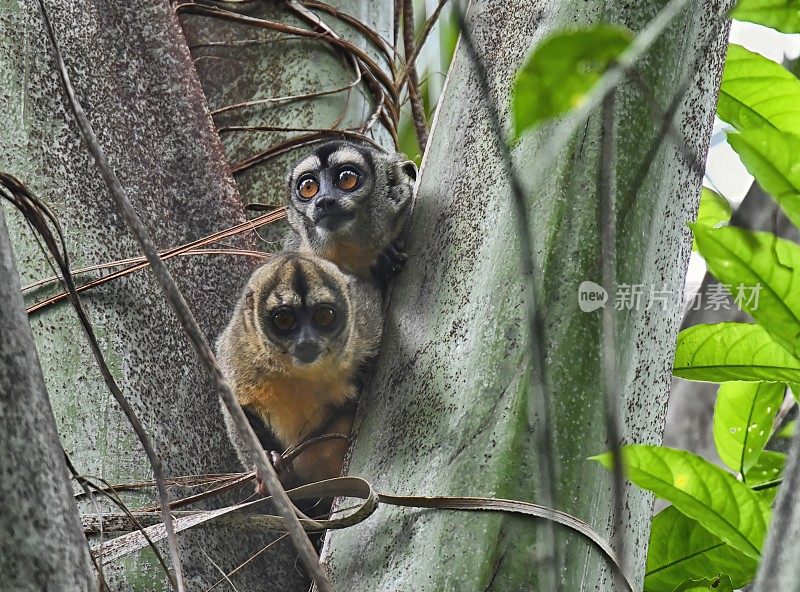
[321,240,381,278]
[240,362,354,448]
[292,411,355,484]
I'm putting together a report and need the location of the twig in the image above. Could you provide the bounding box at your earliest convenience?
[217,125,358,135]
[229,131,385,175]
[285,0,398,140]
[38,3,335,588]
[82,509,287,534]
[204,551,242,592]
[301,1,397,69]
[177,2,398,113]
[79,474,175,580]
[23,248,268,294]
[403,0,429,153]
[393,0,402,50]
[139,473,254,513]
[413,0,450,65]
[210,76,362,117]
[63,454,110,591]
[26,209,284,315]
[204,533,291,592]
[396,0,450,90]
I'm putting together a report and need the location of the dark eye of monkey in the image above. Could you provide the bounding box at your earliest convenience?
[271,307,297,334]
[311,305,337,330]
[336,168,360,192]
[297,176,319,200]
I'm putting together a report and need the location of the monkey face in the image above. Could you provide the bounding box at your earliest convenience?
[250,254,352,368]
[264,302,345,365]
[286,140,416,250]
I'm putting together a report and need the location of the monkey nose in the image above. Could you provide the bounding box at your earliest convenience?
[314,195,336,210]
[294,341,322,364]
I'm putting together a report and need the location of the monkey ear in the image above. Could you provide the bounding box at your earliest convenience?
[244,289,255,311]
[401,160,418,182]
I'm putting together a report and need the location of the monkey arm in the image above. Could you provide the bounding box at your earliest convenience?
[370,239,408,289]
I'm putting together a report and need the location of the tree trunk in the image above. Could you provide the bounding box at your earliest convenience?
[321,1,730,590]
[0,1,301,589]
[754,422,800,590]
[0,206,96,592]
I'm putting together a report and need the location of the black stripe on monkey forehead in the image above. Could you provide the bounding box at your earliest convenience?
[254,253,350,314]
[291,140,379,179]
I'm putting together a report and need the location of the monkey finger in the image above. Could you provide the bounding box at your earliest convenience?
[269,450,287,473]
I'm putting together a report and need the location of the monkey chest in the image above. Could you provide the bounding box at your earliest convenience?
[248,378,352,446]
[325,241,379,277]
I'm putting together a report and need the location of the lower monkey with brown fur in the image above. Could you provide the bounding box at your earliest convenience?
[216,252,382,491]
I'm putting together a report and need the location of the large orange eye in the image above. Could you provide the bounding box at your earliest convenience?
[336,168,360,191]
[297,177,319,200]
[271,308,297,333]
[312,305,337,329]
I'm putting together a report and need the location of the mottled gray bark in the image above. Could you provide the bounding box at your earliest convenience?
[321,1,730,590]
[0,1,301,590]
[754,422,800,590]
[0,207,95,592]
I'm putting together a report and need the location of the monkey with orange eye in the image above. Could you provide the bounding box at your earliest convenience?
[284,139,417,289]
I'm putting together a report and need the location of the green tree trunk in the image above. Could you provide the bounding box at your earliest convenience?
[0,1,301,589]
[0,206,95,592]
[321,1,730,590]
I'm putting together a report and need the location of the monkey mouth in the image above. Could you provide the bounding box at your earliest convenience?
[314,209,355,231]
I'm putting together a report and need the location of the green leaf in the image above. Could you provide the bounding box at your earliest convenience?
[727,127,800,229]
[745,450,786,504]
[748,451,786,504]
[693,188,732,249]
[692,188,731,251]
[713,382,783,476]
[592,445,770,559]
[718,44,800,135]
[747,451,786,485]
[733,0,800,33]
[644,506,756,592]
[512,24,632,138]
[693,225,800,358]
[776,419,796,438]
[674,323,800,383]
[672,575,735,592]
[790,383,800,403]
